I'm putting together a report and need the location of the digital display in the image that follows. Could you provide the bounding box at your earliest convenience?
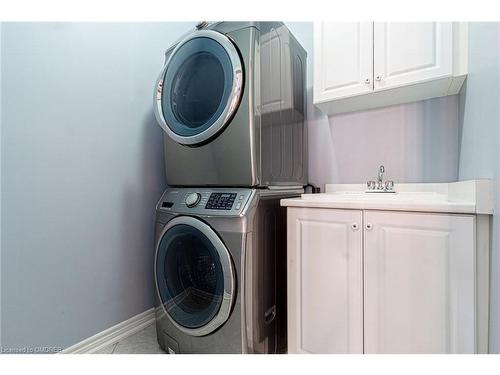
[205,193,237,210]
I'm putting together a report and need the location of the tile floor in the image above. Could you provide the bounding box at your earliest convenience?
[95,323,165,354]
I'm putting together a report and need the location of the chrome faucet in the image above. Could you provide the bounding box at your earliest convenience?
[377,165,385,189]
[367,165,395,193]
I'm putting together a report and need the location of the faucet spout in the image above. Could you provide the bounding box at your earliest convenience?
[377,165,385,183]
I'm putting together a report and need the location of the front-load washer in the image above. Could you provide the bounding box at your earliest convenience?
[153,187,302,353]
[153,22,307,188]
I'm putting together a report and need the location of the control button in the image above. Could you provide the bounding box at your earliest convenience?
[235,202,241,210]
[239,195,244,200]
[185,193,201,208]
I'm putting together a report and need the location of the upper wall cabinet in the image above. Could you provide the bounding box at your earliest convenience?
[313,22,373,100]
[373,23,452,90]
[314,22,468,115]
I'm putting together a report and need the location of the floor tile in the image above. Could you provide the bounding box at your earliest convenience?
[94,343,117,354]
[112,324,165,354]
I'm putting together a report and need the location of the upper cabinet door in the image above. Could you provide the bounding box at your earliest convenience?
[363,211,475,354]
[313,22,373,102]
[373,22,453,90]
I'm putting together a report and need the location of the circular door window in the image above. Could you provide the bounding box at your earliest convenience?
[154,30,244,146]
[155,216,235,336]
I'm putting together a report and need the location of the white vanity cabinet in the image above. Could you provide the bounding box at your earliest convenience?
[313,22,468,115]
[287,208,364,354]
[286,207,478,354]
[283,181,493,354]
[363,211,475,354]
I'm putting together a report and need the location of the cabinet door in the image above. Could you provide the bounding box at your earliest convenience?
[313,22,373,102]
[287,208,363,354]
[373,22,453,90]
[364,211,475,354]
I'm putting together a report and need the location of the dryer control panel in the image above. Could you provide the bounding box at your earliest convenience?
[157,188,255,217]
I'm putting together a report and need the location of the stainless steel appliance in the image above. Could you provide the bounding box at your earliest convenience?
[153,22,307,188]
[154,187,301,353]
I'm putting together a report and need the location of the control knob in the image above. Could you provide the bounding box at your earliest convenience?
[185,193,201,208]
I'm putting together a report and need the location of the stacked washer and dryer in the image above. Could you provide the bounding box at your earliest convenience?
[152,22,307,354]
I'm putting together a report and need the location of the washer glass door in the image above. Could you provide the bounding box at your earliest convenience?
[154,30,244,146]
[155,217,235,336]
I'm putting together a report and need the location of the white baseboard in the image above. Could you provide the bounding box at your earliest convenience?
[61,308,156,354]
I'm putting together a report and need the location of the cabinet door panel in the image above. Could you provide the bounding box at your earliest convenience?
[364,211,475,354]
[373,22,452,90]
[287,208,363,354]
[314,22,373,102]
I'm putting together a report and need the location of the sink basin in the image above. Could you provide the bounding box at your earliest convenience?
[302,191,450,202]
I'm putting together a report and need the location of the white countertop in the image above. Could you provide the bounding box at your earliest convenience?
[280,180,494,214]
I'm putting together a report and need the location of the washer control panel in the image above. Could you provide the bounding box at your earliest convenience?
[206,193,237,210]
[157,188,255,216]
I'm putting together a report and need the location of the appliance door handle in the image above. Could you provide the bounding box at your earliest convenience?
[241,233,255,354]
[264,305,276,325]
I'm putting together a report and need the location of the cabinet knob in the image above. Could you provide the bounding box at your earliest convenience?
[364,78,371,84]
[375,75,382,81]
[351,223,359,231]
[366,223,373,231]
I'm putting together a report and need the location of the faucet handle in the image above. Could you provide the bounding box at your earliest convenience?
[385,180,394,191]
[367,180,376,190]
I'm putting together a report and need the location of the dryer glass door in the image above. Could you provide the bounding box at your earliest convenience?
[154,30,244,146]
[155,216,235,336]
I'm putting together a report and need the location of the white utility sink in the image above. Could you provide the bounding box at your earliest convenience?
[280,180,493,214]
[302,191,448,202]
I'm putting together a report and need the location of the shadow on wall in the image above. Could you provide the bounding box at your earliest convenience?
[118,110,166,312]
[307,94,460,188]
[457,80,467,167]
[419,94,460,182]
[306,87,339,189]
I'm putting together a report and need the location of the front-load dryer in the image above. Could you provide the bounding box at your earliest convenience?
[153,22,307,188]
[153,187,302,353]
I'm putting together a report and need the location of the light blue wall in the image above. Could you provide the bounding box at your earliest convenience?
[0,22,194,350]
[458,23,499,181]
[0,23,3,349]
[286,22,459,188]
[495,52,500,353]
[457,22,500,353]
